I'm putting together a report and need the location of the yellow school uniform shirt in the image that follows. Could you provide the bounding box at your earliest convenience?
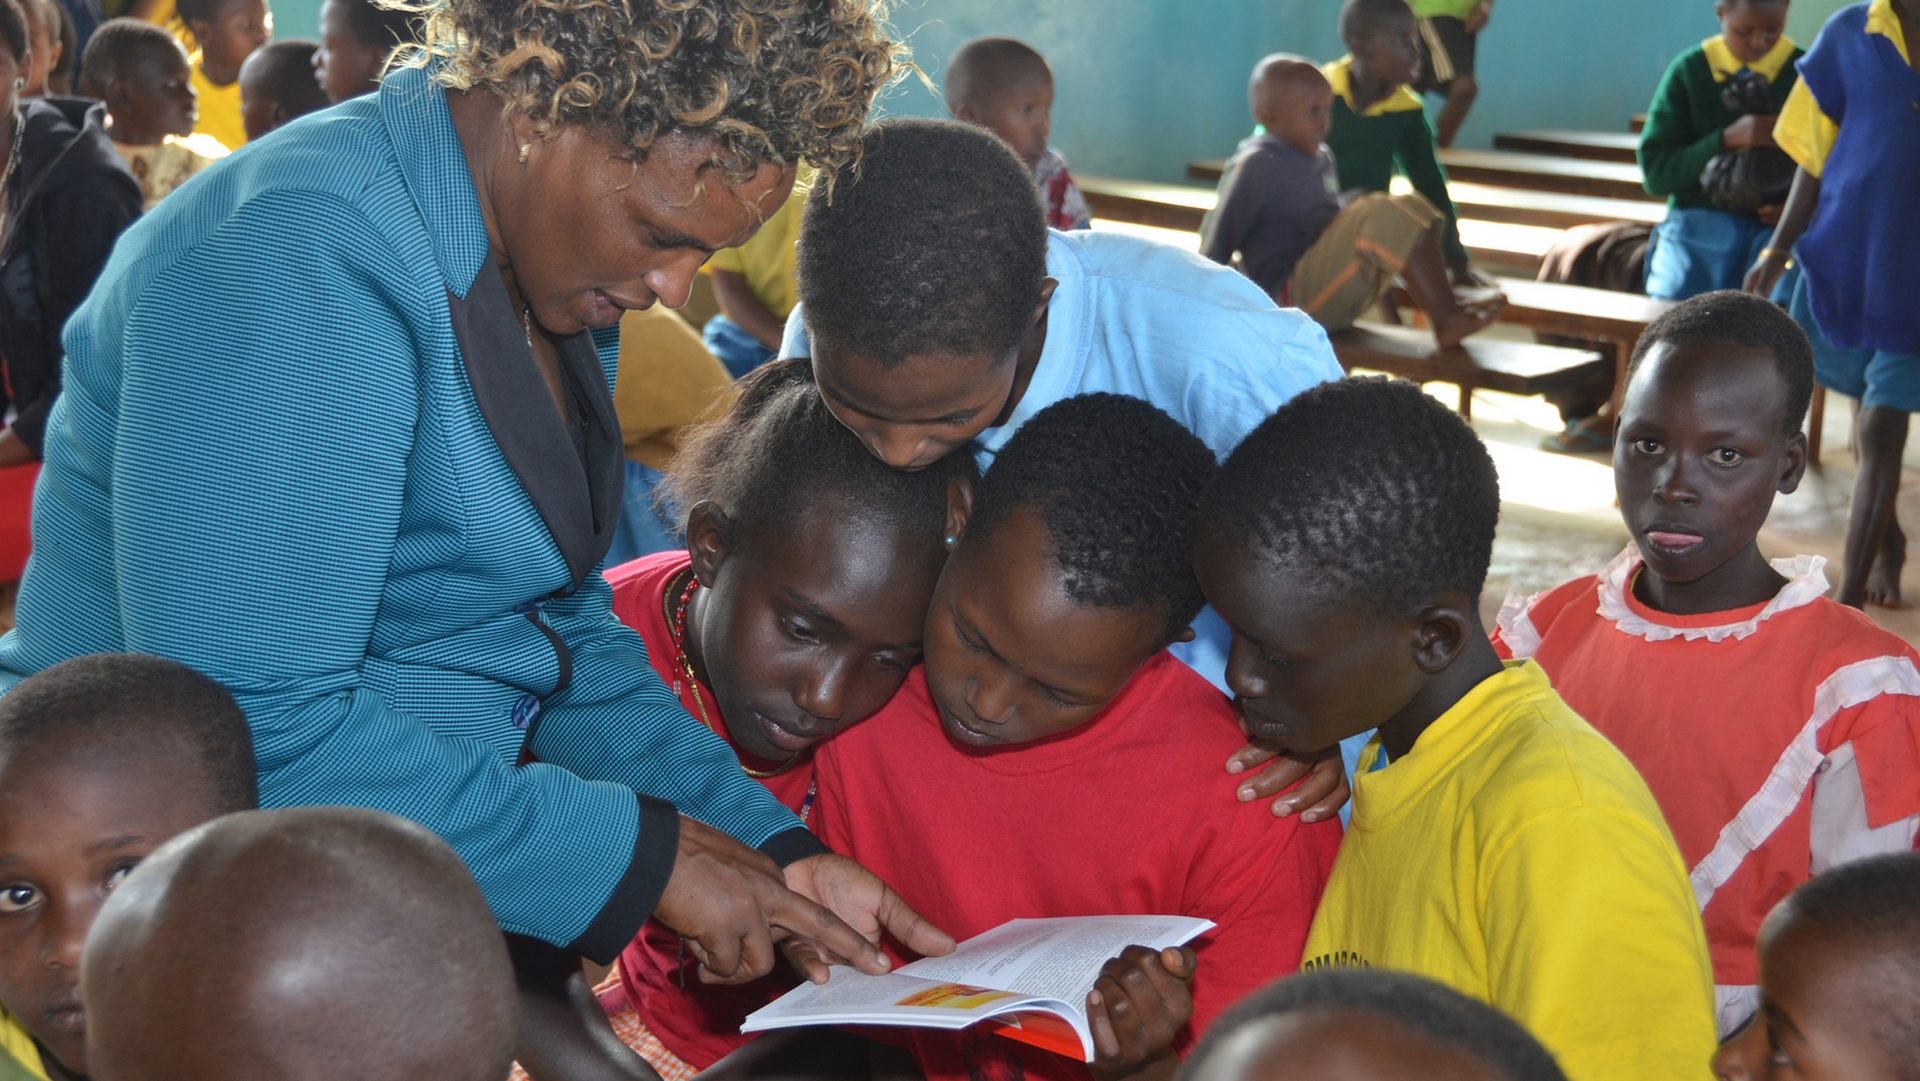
[701,169,808,319]
[190,57,247,151]
[0,1008,47,1081]
[1302,662,1717,1081]
[1775,0,1911,176]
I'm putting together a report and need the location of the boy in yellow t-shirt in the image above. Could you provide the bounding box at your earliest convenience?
[1189,377,1717,1081]
[700,172,804,378]
[177,0,268,149]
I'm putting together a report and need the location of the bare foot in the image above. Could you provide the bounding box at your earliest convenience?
[1867,521,1906,608]
[1432,297,1505,349]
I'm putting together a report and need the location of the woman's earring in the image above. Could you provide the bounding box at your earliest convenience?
[11,78,22,90]
[944,535,957,550]
[517,142,530,165]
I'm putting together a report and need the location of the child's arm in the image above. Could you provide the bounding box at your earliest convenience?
[1394,115,1473,277]
[1744,166,1819,297]
[1198,157,1266,267]
[1637,53,1732,199]
[1086,946,1196,1081]
[510,936,665,1081]
[710,268,789,352]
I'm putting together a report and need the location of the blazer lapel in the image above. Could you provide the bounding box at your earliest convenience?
[448,261,623,589]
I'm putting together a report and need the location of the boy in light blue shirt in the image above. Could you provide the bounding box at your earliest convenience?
[780,118,1349,810]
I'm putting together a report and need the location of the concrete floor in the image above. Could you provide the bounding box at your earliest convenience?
[1469,379,1920,646]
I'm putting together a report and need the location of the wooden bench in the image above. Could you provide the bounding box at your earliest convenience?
[1330,323,1610,419]
[1188,151,1656,203]
[1087,214,1557,278]
[1083,174,1660,235]
[1434,149,1656,202]
[1493,129,1640,164]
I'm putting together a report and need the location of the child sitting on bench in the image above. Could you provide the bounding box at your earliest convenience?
[944,36,1090,231]
[1202,53,1499,346]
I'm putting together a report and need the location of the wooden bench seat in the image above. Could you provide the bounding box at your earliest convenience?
[1435,148,1655,202]
[1493,129,1640,164]
[1080,174,1661,234]
[1187,152,1655,203]
[1086,216,1558,277]
[1330,323,1609,418]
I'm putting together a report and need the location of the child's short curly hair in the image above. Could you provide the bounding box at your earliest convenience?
[406,0,903,186]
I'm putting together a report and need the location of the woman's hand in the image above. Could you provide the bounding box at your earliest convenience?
[1722,115,1777,151]
[779,853,956,983]
[1226,741,1350,822]
[1086,946,1195,1081]
[652,817,910,985]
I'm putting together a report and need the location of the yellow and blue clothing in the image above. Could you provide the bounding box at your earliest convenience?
[1322,56,1469,268]
[778,227,1342,694]
[1774,0,1919,355]
[1302,663,1718,1081]
[1638,34,1802,300]
[0,65,822,961]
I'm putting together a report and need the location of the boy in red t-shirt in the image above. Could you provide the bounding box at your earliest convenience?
[804,394,1342,1081]
[1493,291,1920,1038]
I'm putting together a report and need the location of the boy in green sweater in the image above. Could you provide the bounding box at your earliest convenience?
[1327,0,1492,291]
[1639,0,1801,300]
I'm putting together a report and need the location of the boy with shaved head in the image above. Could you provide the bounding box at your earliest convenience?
[1202,53,1498,346]
[945,36,1090,230]
[81,806,517,1081]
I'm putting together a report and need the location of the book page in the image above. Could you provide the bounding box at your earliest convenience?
[898,915,1214,1008]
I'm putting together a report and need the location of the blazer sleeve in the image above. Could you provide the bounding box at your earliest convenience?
[71,191,689,962]
[530,570,828,868]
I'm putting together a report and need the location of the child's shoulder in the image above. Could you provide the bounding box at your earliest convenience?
[1458,666,1671,830]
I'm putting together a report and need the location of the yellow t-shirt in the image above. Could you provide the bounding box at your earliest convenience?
[191,58,248,151]
[610,306,736,471]
[0,1007,47,1081]
[702,172,807,319]
[1302,662,1717,1081]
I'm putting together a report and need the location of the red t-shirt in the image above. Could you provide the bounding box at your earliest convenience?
[606,551,817,1068]
[812,655,1342,1080]
[1494,548,1920,1007]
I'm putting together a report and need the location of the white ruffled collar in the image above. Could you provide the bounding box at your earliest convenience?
[1597,545,1830,643]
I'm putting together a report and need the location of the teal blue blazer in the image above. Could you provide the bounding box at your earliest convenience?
[0,66,817,960]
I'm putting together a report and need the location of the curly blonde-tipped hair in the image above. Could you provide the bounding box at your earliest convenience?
[405,0,904,185]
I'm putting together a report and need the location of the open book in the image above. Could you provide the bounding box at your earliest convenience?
[740,915,1214,1063]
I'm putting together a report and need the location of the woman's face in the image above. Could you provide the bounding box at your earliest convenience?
[497,126,795,337]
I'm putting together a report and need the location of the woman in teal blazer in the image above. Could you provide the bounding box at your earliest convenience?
[0,0,937,1005]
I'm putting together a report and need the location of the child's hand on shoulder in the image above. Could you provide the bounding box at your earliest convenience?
[1225,740,1350,822]
[1085,945,1196,1081]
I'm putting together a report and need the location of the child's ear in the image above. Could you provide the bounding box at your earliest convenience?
[684,500,732,587]
[944,476,974,544]
[1409,602,1474,675]
[1031,277,1059,325]
[951,102,980,125]
[1778,430,1809,495]
[1170,625,1198,644]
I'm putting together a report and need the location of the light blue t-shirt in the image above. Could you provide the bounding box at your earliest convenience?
[782,228,1345,691]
